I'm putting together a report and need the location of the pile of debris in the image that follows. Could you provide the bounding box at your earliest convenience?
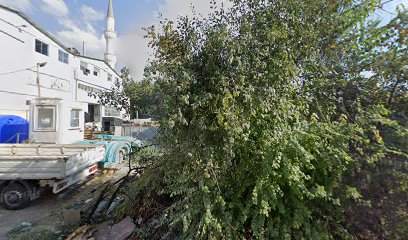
[66,216,135,240]
[62,144,157,240]
[63,164,144,239]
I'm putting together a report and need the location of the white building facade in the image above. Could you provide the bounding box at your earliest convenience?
[0,1,125,144]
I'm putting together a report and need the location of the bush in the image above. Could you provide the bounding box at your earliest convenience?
[121,0,407,239]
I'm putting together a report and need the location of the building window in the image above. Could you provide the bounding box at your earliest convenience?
[78,83,103,94]
[70,109,81,128]
[35,39,48,56]
[80,61,90,75]
[35,106,56,131]
[58,50,69,64]
[104,106,120,117]
[107,74,112,82]
[94,67,100,76]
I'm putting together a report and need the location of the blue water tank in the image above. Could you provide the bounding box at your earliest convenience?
[0,115,29,143]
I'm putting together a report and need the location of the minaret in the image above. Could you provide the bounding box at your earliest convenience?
[104,0,117,68]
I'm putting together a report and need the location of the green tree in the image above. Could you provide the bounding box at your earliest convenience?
[369,7,407,108]
[90,66,162,119]
[121,0,407,239]
[125,77,162,119]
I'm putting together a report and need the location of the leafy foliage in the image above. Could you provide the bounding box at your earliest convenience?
[125,77,162,119]
[92,66,163,119]
[119,0,407,239]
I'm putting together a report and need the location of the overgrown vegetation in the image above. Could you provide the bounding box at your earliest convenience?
[91,66,162,119]
[116,0,407,239]
[125,77,162,120]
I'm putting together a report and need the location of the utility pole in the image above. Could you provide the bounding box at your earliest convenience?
[36,62,47,99]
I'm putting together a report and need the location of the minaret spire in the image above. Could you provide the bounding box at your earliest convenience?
[107,0,114,18]
[104,0,117,69]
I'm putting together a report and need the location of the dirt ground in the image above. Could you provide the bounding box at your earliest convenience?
[0,171,123,240]
[0,190,64,240]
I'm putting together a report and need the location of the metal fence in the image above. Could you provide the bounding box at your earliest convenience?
[122,124,158,141]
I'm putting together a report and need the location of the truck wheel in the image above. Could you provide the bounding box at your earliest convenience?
[1,183,29,210]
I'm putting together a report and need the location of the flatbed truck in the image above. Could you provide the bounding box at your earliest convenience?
[0,144,105,209]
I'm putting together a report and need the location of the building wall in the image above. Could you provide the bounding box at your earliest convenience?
[0,7,77,118]
[76,56,126,125]
[76,56,121,104]
[0,6,125,143]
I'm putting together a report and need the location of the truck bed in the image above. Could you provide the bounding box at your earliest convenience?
[0,144,105,180]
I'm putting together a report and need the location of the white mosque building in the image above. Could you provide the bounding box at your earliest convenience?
[0,0,125,143]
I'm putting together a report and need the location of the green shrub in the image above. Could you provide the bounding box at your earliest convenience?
[121,0,407,239]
